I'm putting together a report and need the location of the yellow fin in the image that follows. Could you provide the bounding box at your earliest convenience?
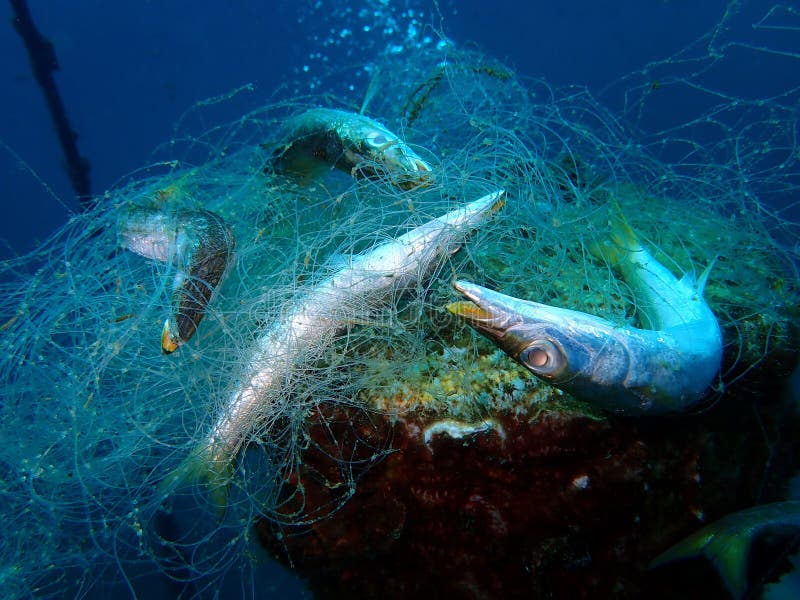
[650,524,751,599]
[589,205,642,266]
[159,444,234,519]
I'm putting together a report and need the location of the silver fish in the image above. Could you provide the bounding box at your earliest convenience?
[165,190,506,503]
[447,212,722,415]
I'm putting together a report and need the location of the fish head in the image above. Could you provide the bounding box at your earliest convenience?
[447,280,599,387]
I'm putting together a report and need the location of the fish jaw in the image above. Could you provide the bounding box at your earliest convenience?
[448,280,605,382]
[446,281,528,355]
[271,108,433,189]
[434,190,506,230]
[407,189,507,269]
[336,110,433,186]
[366,139,433,190]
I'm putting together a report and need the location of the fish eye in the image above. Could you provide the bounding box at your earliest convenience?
[519,340,563,376]
[365,132,389,147]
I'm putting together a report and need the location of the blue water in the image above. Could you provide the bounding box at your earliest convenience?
[1,2,798,598]
[0,0,750,257]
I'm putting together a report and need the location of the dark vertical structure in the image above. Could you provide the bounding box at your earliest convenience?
[10,0,93,209]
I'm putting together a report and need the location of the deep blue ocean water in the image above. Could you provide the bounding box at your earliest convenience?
[1,2,798,598]
[0,0,751,257]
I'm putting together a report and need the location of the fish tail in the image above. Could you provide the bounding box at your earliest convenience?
[589,205,642,266]
[159,443,234,518]
[650,525,750,599]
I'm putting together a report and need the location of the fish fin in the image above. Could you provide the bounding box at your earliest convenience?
[268,142,330,183]
[360,65,381,115]
[651,523,752,599]
[589,205,643,266]
[677,256,716,297]
[695,256,717,295]
[159,444,234,519]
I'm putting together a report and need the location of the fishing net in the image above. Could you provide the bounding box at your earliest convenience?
[1,4,798,598]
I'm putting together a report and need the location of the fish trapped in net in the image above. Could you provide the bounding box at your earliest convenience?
[266,108,433,190]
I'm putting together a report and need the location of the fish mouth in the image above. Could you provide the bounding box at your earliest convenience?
[412,157,432,173]
[391,164,433,190]
[446,280,519,333]
[161,318,180,354]
[388,154,434,190]
[354,151,434,190]
[445,300,496,322]
[448,280,561,361]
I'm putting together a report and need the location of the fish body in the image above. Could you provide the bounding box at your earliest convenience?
[119,207,236,353]
[170,190,506,499]
[269,108,432,189]
[447,213,722,415]
[650,501,800,599]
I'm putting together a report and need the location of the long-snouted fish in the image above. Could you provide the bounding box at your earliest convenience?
[164,190,506,506]
[447,212,722,415]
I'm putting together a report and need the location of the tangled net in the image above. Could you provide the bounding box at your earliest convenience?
[1,9,798,598]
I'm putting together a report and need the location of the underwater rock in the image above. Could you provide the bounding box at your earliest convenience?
[250,150,800,594]
[256,334,799,598]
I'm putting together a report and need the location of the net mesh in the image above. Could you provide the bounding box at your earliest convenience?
[1,5,798,597]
